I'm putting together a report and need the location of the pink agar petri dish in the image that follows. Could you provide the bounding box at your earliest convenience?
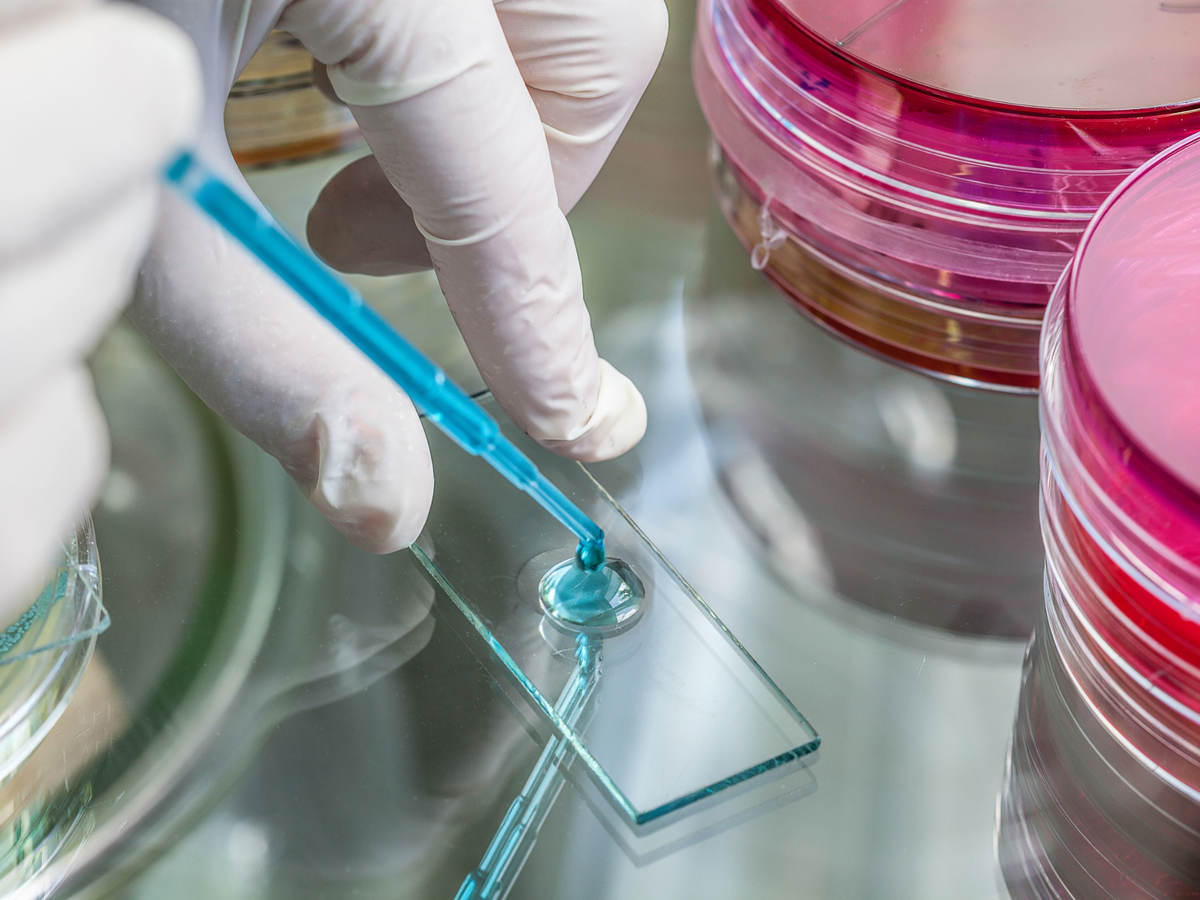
[693,0,1200,390]
[1002,133,1200,896]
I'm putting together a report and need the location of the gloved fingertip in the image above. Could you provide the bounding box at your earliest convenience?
[341,468,433,554]
[296,398,435,555]
[336,507,429,555]
[310,469,433,555]
[538,360,647,462]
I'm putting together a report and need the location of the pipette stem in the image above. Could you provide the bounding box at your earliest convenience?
[163,150,605,566]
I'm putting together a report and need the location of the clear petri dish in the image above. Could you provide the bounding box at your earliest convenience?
[0,518,107,890]
[0,518,106,784]
[2,327,290,899]
[693,0,1200,390]
[1002,132,1200,897]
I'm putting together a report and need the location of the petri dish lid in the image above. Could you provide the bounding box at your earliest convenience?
[1069,132,1200,505]
[769,0,1200,111]
[1055,131,1200,623]
[698,0,1200,224]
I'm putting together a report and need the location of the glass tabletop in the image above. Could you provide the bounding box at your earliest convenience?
[86,2,1039,897]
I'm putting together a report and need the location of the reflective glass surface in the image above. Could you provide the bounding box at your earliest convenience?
[36,4,1040,897]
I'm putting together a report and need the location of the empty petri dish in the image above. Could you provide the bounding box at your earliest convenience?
[0,518,108,892]
[0,518,106,784]
[693,0,1200,389]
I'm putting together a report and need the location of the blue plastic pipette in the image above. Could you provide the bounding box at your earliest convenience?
[163,150,605,570]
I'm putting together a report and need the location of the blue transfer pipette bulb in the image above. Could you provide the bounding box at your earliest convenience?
[163,150,605,570]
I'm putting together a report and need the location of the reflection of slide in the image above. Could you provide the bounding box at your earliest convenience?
[456,636,601,900]
[214,607,543,898]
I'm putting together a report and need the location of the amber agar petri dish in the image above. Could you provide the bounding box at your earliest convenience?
[693,0,1200,390]
[225,31,362,169]
[1001,133,1200,897]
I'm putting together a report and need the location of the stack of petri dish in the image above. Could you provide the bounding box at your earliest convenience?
[692,0,1200,390]
[1000,134,1200,896]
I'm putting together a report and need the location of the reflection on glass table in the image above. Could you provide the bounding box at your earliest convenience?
[10,327,489,899]
[689,205,1043,639]
[455,632,600,900]
[125,209,1029,900]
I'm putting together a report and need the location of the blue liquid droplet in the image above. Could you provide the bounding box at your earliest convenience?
[540,558,644,634]
[575,538,605,572]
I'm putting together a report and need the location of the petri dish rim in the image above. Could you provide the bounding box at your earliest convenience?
[0,518,105,784]
[752,0,1200,118]
[1061,132,1200,523]
[1041,293,1200,627]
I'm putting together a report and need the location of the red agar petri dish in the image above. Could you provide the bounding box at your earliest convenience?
[693,0,1200,390]
[1003,133,1200,897]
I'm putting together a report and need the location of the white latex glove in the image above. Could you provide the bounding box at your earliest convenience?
[133,0,666,553]
[0,3,199,622]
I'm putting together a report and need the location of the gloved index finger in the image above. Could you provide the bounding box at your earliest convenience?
[280,0,646,462]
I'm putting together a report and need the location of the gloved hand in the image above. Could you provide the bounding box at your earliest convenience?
[133,0,666,553]
[0,3,199,622]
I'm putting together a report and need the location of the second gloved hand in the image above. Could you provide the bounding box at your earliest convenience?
[133,0,667,553]
[0,3,199,621]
